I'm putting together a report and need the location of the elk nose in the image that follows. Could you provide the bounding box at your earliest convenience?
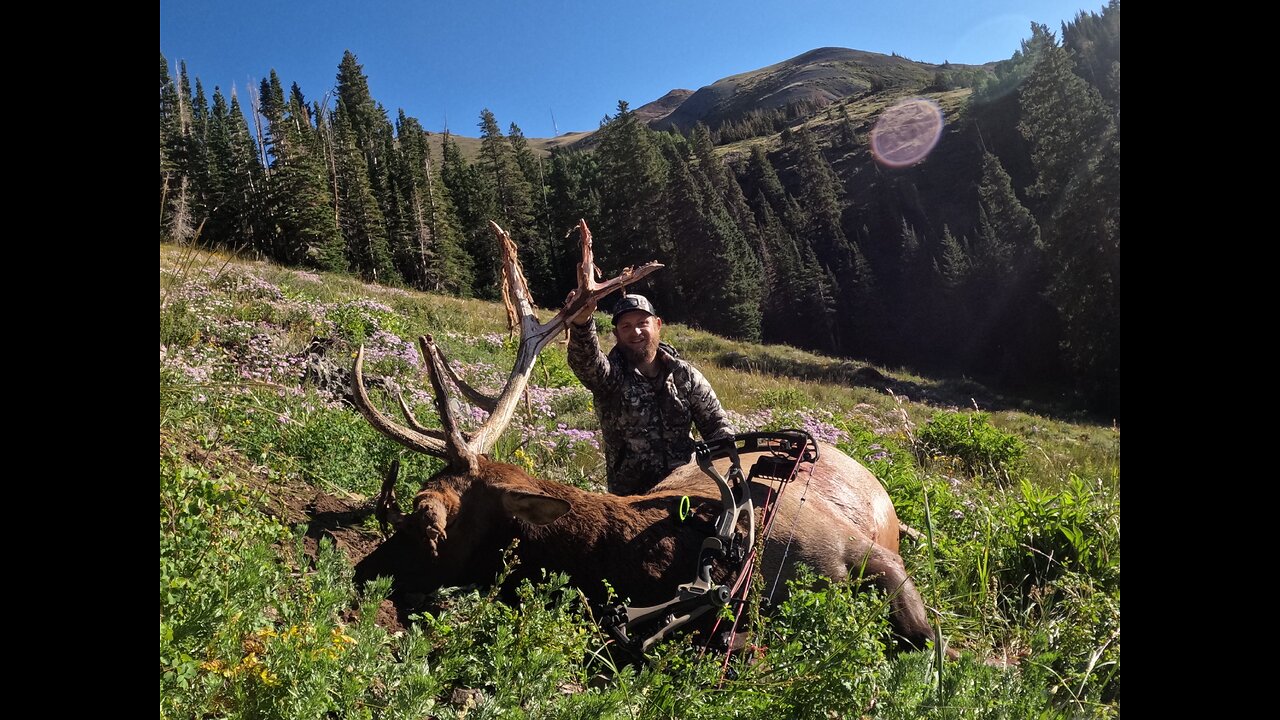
[424,526,447,557]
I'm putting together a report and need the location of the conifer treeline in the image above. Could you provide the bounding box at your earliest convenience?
[160,2,1119,413]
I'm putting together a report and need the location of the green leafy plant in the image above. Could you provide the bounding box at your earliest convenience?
[918,410,1026,477]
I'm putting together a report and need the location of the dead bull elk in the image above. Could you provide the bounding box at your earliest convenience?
[352,220,939,653]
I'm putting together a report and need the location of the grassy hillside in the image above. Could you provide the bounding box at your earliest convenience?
[160,243,1119,719]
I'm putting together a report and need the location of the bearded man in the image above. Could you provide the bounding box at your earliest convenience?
[568,293,735,495]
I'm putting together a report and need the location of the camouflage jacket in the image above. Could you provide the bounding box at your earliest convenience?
[568,321,735,495]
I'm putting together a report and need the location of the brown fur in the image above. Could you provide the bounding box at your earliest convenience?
[356,443,936,649]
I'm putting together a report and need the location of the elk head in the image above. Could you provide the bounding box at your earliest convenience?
[351,220,661,567]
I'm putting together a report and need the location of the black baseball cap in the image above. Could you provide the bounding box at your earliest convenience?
[611,294,657,323]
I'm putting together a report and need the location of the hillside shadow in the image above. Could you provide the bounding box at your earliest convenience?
[713,350,1093,422]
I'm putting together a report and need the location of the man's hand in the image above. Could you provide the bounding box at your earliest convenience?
[569,292,597,326]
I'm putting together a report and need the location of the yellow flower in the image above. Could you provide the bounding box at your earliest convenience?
[513,447,534,470]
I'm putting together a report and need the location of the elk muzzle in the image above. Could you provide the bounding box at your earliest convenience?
[413,491,456,558]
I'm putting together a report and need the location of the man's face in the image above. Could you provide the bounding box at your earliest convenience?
[613,311,662,364]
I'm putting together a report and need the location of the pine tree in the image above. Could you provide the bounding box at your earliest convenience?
[159,54,186,241]
[888,218,935,359]
[745,145,807,236]
[787,126,857,352]
[393,112,473,294]
[335,51,387,174]
[595,101,674,307]
[333,104,397,283]
[846,240,884,353]
[1018,24,1111,208]
[691,125,763,264]
[758,198,819,347]
[512,123,564,298]
[663,141,762,340]
[937,225,972,291]
[1062,1,1121,107]
[978,151,1040,259]
[473,110,548,299]
[790,127,852,270]
[968,151,1043,337]
[381,130,417,288]
[933,225,975,358]
[187,79,214,226]
[477,111,534,230]
[838,104,858,148]
[226,90,266,252]
[335,50,399,256]
[1019,22,1120,410]
[470,112,550,300]
[162,60,198,243]
[545,149,601,295]
[744,145,837,351]
[258,71,344,269]
[203,87,263,250]
[746,146,786,213]
[440,131,500,298]
[507,123,544,194]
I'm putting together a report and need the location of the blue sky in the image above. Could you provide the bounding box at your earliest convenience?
[160,0,1103,139]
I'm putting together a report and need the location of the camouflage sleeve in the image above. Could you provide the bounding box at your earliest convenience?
[567,320,615,392]
[686,365,735,441]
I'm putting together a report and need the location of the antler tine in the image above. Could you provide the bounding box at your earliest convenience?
[375,458,407,536]
[467,222,541,454]
[418,336,479,472]
[467,219,663,455]
[545,219,664,334]
[351,345,450,457]
[394,391,448,436]
[490,220,545,335]
[434,348,498,413]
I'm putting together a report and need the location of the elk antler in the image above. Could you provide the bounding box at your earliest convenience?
[463,220,662,454]
[353,220,662,465]
[352,345,449,457]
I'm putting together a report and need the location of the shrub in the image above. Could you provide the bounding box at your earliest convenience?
[918,411,1025,477]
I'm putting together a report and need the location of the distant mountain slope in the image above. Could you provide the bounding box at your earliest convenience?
[651,47,971,132]
[437,48,983,156]
[633,89,694,124]
[440,48,978,154]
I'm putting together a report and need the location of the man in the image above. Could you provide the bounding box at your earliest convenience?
[568,293,735,495]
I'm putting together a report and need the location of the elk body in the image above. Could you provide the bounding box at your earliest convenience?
[353,221,937,651]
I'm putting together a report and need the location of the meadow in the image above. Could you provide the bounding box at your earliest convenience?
[160,243,1119,719]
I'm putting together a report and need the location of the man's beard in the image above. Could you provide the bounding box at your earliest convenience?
[619,333,661,365]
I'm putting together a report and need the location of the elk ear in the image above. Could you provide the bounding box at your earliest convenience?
[500,488,571,525]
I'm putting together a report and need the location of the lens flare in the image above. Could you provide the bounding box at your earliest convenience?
[871,98,944,168]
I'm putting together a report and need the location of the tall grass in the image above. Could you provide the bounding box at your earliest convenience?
[160,244,1119,718]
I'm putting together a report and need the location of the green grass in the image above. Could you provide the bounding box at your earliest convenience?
[160,242,1120,718]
